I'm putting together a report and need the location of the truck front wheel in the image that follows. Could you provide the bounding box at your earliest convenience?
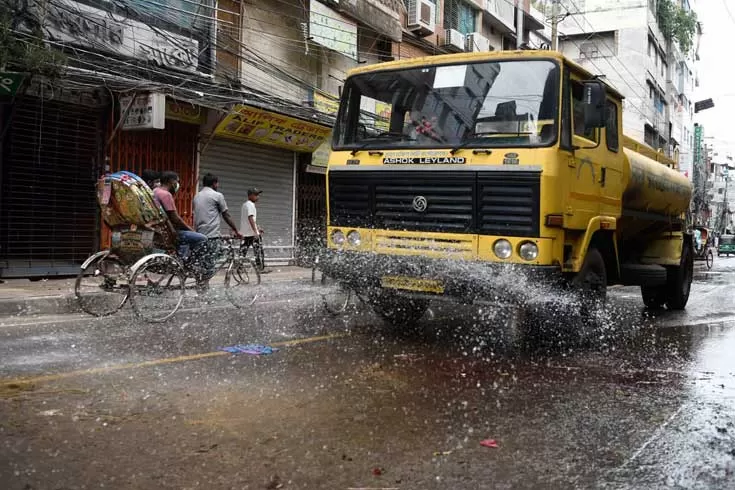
[641,285,666,309]
[665,241,693,310]
[370,292,429,327]
[572,247,607,313]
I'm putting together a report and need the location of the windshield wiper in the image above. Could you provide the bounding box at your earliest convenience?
[349,132,416,156]
[450,130,533,155]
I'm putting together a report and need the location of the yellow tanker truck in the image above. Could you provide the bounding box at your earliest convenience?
[321,50,693,327]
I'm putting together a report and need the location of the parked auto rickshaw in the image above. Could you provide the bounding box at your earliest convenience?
[693,226,714,270]
[718,234,735,257]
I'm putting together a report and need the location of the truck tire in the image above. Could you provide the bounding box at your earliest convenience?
[665,240,693,311]
[641,285,666,309]
[370,293,429,327]
[572,247,607,313]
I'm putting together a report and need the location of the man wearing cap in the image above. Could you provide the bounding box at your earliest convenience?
[241,188,265,271]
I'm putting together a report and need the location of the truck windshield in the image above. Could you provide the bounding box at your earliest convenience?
[333,59,560,151]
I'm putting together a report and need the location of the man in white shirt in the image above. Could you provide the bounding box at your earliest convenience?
[241,188,265,271]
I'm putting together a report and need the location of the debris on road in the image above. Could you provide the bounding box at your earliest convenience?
[433,450,453,456]
[195,443,218,453]
[265,474,283,489]
[480,439,499,448]
[220,344,280,355]
[372,467,383,476]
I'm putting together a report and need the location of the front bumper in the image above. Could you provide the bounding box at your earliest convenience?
[321,250,560,304]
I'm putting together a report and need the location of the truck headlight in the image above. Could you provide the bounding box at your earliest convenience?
[493,239,512,259]
[331,230,345,246]
[519,241,539,261]
[347,230,361,246]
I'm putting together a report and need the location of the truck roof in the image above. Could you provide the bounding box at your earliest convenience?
[346,50,625,100]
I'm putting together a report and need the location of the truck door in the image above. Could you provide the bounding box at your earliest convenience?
[599,98,624,218]
[563,77,606,229]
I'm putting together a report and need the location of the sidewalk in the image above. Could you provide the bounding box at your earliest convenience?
[0,266,315,318]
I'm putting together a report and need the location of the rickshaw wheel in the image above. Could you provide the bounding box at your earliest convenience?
[706,250,714,270]
[128,254,186,323]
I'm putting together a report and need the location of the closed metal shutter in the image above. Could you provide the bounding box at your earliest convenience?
[103,120,199,250]
[199,139,295,260]
[0,97,103,278]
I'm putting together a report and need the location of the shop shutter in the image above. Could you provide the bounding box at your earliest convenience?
[0,97,103,277]
[199,139,295,260]
[103,120,199,249]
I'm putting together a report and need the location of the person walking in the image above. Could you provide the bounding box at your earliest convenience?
[240,188,266,272]
[193,173,242,239]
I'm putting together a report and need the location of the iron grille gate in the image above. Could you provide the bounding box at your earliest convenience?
[0,97,104,278]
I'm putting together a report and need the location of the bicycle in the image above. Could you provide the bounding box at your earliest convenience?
[75,236,261,322]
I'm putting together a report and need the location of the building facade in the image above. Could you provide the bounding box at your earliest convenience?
[557,0,700,177]
[1,0,549,277]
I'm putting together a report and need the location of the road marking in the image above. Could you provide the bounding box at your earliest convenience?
[614,404,685,471]
[0,332,348,389]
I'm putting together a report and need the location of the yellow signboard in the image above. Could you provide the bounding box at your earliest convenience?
[314,92,339,116]
[214,104,331,152]
[166,99,205,124]
[375,102,392,132]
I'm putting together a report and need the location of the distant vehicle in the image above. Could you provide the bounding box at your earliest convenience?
[718,235,735,257]
[693,226,714,270]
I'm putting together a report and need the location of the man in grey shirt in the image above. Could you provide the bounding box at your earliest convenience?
[193,173,242,239]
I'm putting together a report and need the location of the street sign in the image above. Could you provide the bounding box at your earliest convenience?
[0,72,26,97]
[694,125,703,164]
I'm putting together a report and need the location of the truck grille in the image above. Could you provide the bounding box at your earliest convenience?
[329,170,540,237]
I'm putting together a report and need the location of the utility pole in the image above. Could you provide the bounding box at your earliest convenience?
[516,1,525,49]
[551,0,560,51]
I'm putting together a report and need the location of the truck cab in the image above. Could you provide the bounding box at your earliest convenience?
[322,51,693,327]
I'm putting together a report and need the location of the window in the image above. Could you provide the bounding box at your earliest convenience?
[444,0,476,34]
[580,41,600,59]
[606,100,619,151]
[571,80,598,142]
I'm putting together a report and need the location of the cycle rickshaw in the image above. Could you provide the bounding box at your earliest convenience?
[693,226,714,270]
[74,172,260,322]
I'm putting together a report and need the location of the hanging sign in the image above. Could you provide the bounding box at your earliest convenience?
[214,105,331,152]
[166,99,204,124]
[119,93,166,130]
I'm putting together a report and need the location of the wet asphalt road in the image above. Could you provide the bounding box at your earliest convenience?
[1,260,735,489]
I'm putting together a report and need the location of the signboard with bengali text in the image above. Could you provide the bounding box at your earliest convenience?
[214,104,331,153]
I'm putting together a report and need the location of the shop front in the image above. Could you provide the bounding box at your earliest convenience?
[102,97,203,249]
[199,104,331,264]
[0,82,107,278]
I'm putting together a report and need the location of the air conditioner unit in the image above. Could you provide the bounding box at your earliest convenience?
[407,0,436,36]
[442,29,466,52]
[466,32,492,52]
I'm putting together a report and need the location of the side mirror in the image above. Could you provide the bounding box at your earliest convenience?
[583,80,607,128]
